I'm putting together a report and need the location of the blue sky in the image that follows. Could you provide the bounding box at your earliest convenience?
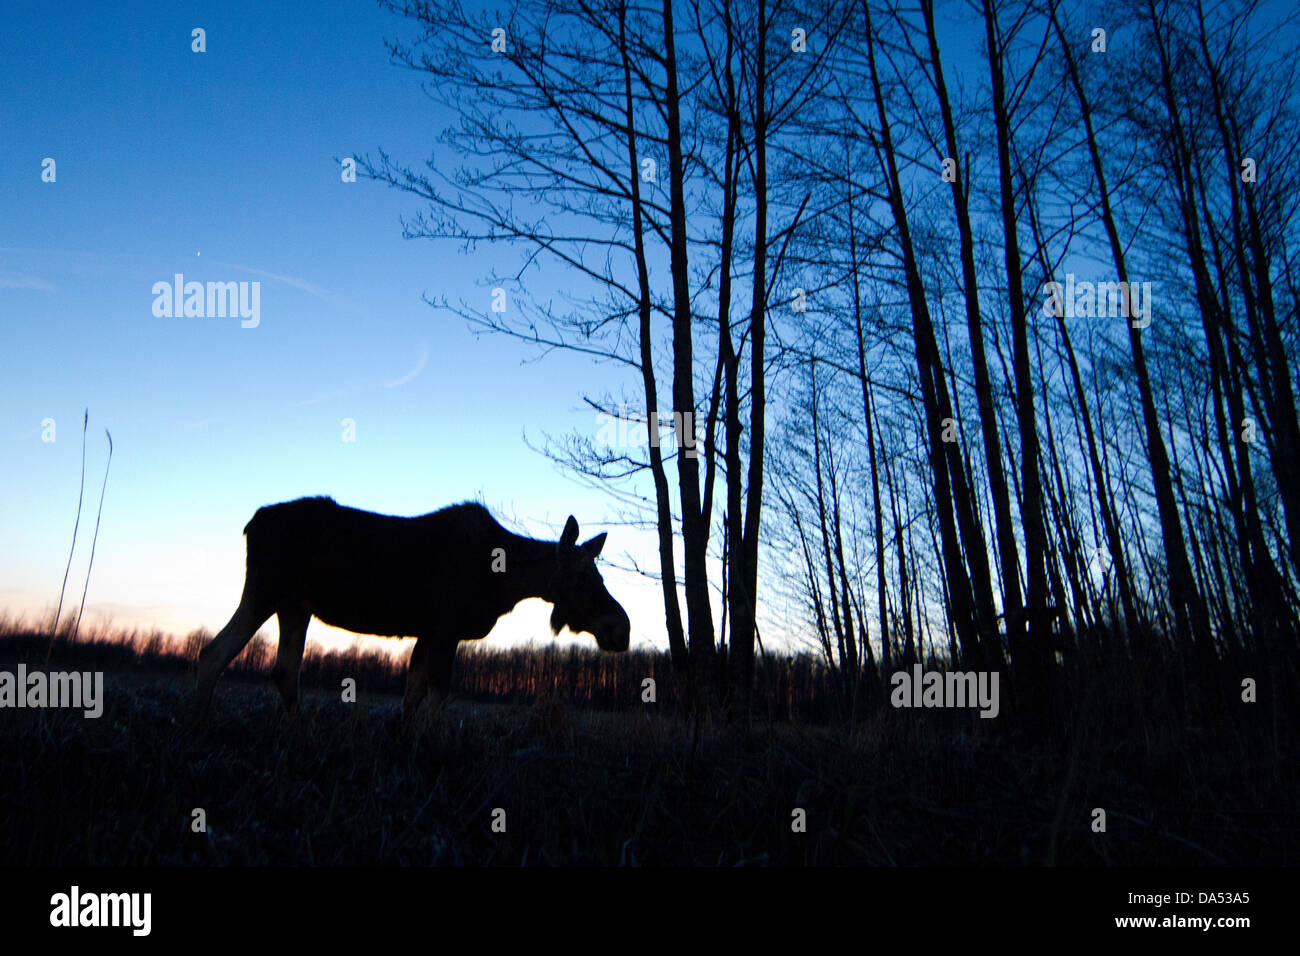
[0,2,668,652]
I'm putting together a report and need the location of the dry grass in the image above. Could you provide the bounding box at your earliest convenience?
[0,617,1296,865]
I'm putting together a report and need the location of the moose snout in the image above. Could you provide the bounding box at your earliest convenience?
[596,608,631,652]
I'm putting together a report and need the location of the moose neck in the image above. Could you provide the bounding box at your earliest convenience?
[500,532,562,605]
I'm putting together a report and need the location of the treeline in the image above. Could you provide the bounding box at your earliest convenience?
[0,621,840,720]
[360,0,1300,713]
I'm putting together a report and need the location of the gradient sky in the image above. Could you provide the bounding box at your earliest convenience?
[0,1,676,653]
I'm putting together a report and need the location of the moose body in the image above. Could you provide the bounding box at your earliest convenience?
[195,497,630,718]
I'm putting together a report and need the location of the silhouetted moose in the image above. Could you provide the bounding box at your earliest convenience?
[195,497,630,718]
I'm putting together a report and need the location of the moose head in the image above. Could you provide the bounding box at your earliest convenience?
[547,516,631,652]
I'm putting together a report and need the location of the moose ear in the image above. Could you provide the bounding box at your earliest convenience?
[580,532,607,558]
[558,515,580,552]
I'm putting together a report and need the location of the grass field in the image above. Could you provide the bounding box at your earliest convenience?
[1,620,1296,866]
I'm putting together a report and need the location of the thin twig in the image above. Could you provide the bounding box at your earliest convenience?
[73,429,113,642]
[49,409,88,662]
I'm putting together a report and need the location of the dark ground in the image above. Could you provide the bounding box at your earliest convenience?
[1,628,1296,866]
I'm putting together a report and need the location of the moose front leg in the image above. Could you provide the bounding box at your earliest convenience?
[402,636,458,718]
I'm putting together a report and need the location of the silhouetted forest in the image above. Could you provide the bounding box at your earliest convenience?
[361,0,1300,716]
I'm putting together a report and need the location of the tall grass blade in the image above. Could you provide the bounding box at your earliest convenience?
[72,429,113,643]
[49,409,88,662]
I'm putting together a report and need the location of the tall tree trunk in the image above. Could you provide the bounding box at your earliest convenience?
[620,1,688,672]
[982,0,1051,692]
[1051,0,1208,652]
[923,0,1019,664]
[730,0,772,711]
[716,0,750,707]
[1025,189,1142,641]
[862,1,988,665]
[662,0,715,699]
[845,145,891,674]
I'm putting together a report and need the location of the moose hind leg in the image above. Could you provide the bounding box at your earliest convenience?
[270,607,310,713]
[429,639,458,702]
[402,637,434,717]
[402,637,458,721]
[195,585,273,720]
